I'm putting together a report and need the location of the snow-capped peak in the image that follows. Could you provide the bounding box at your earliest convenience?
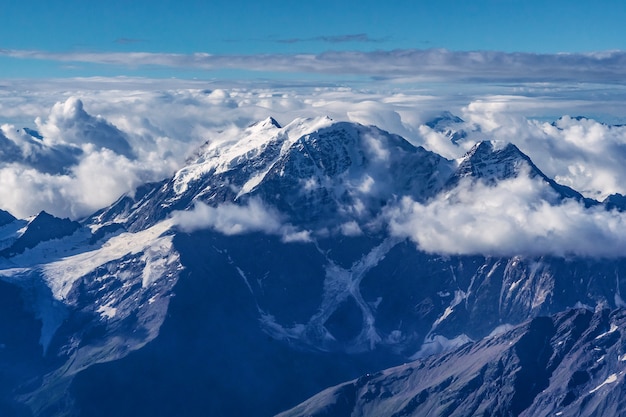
[249,116,282,130]
[281,116,334,141]
[424,111,464,129]
[452,140,541,184]
[170,116,344,199]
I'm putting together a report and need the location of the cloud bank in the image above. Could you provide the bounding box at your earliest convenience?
[0,95,184,218]
[386,176,626,258]
[4,48,626,84]
[0,81,626,229]
[275,33,386,44]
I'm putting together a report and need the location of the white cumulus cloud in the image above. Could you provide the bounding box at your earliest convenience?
[171,199,311,243]
[386,175,626,258]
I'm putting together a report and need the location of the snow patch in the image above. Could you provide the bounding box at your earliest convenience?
[96,304,118,319]
[574,301,594,311]
[235,267,254,294]
[236,168,271,199]
[282,116,334,143]
[141,236,179,288]
[258,310,309,342]
[0,219,27,251]
[589,373,618,394]
[261,238,398,351]
[595,323,619,340]
[431,290,466,330]
[386,330,403,344]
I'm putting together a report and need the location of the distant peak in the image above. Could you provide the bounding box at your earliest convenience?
[425,111,464,129]
[30,211,76,225]
[34,210,53,219]
[464,141,522,158]
[265,117,282,129]
[0,211,80,257]
[424,112,467,143]
[463,140,494,158]
[249,117,282,129]
[551,115,598,129]
[448,140,545,186]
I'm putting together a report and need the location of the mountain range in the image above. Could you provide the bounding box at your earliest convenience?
[0,115,624,416]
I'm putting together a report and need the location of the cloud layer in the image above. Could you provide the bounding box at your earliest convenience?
[0,80,626,233]
[4,48,626,83]
[274,33,387,44]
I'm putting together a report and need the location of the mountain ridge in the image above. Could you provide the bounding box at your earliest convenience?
[0,116,623,416]
[278,308,626,417]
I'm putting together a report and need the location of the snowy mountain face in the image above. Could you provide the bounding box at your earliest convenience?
[0,214,182,416]
[90,117,452,233]
[446,141,592,204]
[0,117,625,416]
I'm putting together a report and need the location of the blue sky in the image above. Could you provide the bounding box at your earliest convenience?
[4,1,626,221]
[3,0,626,80]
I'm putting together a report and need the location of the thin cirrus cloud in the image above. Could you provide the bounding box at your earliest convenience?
[114,38,147,45]
[3,48,626,83]
[274,33,388,44]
